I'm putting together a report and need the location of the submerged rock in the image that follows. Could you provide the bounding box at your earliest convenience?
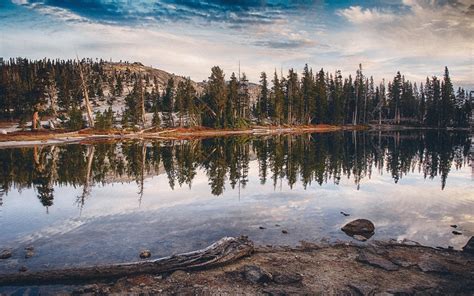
[462,237,474,254]
[139,250,151,259]
[0,249,12,259]
[341,219,375,240]
[242,265,272,284]
[25,250,34,259]
[19,266,28,272]
[281,230,288,234]
[452,230,462,235]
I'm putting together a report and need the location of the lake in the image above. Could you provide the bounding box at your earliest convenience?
[0,130,473,275]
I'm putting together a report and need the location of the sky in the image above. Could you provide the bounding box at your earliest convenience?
[0,0,473,88]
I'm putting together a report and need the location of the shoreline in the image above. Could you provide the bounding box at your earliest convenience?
[0,124,363,148]
[0,238,473,295]
[1,123,469,149]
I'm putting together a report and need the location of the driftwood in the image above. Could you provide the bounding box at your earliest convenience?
[0,236,253,286]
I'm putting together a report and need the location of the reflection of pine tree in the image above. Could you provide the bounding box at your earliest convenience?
[0,131,471,205]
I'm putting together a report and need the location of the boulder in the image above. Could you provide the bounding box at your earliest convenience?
[0,250,12,260]
[342,219,375,240]
[462,237,474,254]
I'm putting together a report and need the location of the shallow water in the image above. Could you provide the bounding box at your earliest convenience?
[0,130,472,274]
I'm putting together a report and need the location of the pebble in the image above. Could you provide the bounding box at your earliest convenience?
[282,230,288,234]
[450,225,458,228]
[452,230,462,235]
[340,211,350,216]
[259,226,266,230]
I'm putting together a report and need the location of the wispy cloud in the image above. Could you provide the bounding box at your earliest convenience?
[337,6,396,24]
[2,0,473,88]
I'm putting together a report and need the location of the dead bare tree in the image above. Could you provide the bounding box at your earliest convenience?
[77,57,95,128]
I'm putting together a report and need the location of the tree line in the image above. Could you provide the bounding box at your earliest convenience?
[0,58,471,129]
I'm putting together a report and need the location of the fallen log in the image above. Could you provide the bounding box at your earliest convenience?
[0,236,253,286]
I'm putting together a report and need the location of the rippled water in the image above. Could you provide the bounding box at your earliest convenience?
[0,130,472,275]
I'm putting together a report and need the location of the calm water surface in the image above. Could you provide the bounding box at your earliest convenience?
[0,130,473,274]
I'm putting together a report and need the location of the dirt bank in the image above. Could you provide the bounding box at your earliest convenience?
[1,240,473,295]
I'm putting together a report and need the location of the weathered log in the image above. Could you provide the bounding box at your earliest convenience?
[0,236,253,286]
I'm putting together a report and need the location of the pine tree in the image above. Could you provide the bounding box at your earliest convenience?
[205,66,227,128]
[258,71,269,122]
[388,71,402,124]
[226,73,239,127]
[440,67,455,127]
[271,71,284,125]
[301,64,315,124]
[314,68,327,124]
[162,77,175,127]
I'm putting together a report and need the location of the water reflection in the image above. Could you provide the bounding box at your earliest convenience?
[0,131,472,274]
[0,131,470,209]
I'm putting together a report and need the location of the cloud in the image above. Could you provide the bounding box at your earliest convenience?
[3,0,473,89]
[13,0,313,26]
[333,0,474,88]
[337,6,396,24]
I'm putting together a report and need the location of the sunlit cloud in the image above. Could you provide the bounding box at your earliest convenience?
[1,0,472,88]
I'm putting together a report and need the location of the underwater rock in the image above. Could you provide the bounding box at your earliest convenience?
[139,250,151,259]
[0,250,12,260]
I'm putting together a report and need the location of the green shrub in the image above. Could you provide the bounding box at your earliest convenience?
[66,107,85,131]
[95,108,114,131]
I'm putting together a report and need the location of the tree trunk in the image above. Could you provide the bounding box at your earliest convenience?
[78,60,95,128]
[0,236,253,286]
[32,111,39,130]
